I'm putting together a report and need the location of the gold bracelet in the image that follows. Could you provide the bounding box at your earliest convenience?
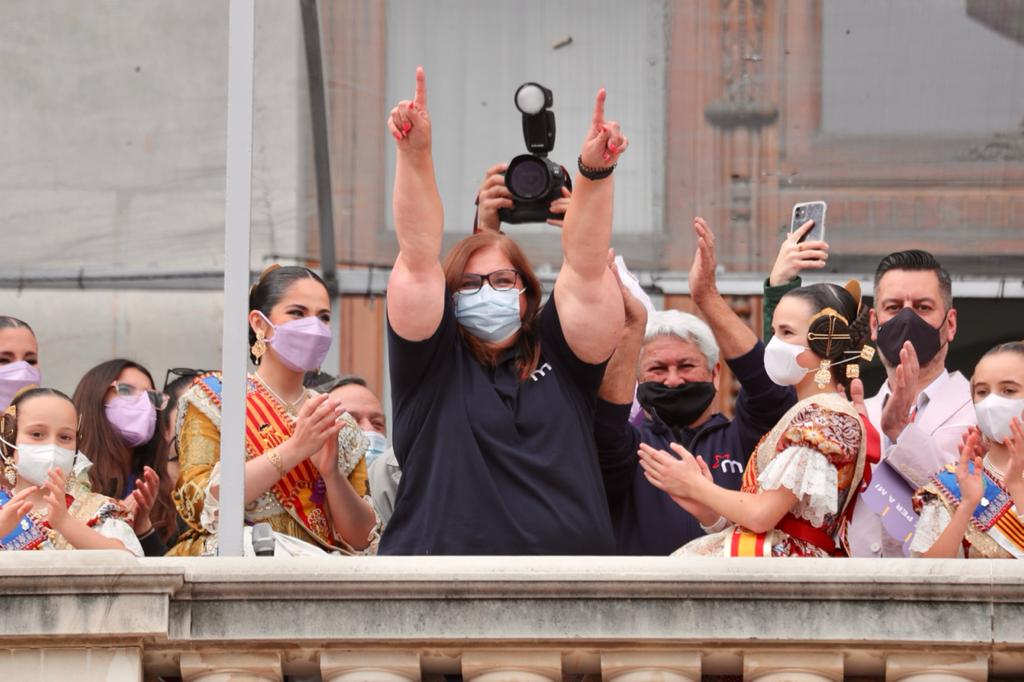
[266,448,287,478]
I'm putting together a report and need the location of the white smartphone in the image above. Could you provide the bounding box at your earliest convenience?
[790,201,827,243]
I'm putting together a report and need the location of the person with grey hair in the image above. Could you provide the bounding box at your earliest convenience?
[595,217,797,555]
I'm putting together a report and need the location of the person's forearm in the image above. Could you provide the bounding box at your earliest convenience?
[694,290,757,360]
[921,505,971,558]
[54,516,130,552]
[598,327,644,404]
[323,473,376,550]
[562,176,614,282]
[210,440,310,505]
[691,477,793,533]
[394,151,444,272]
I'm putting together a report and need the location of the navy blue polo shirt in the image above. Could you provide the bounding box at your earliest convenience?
[595,340,796,555]
[379,292,615,556]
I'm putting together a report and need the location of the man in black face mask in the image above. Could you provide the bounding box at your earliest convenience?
[595,217,796,555]
[847,249,976,557]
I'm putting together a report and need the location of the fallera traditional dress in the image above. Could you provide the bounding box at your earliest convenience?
[673,392,867,558]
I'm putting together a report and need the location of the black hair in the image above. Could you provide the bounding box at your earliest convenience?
[319,374,368,394]
[248,265,329,363]
[782,282,871,391]
[0,316,34,335]
[1,387,76,459]
[874,250,952,310]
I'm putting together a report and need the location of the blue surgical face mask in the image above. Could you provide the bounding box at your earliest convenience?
[363,430,388,468]
[454,283,524,343]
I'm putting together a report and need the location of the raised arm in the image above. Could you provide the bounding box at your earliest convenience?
[688,217,757,360]
[386,67,447,341]
[553,89,628,363]
[762,220,828,340]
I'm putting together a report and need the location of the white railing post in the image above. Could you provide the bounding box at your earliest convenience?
[218,0,256,556]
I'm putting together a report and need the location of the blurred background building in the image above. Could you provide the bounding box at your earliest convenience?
[2,0,1022,420]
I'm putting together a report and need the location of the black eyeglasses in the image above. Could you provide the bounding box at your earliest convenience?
[163,367,211,394]
[456,269,524,295]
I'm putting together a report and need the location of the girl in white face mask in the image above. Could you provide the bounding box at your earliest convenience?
[910,342,1024,559]
[0,388,142,555]
[640,281,875,558]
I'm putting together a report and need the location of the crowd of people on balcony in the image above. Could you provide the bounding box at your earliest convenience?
[1,68,1022,560]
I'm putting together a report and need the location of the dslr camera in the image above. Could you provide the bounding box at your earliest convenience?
[497,82,572,224]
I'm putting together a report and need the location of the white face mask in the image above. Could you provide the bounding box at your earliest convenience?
[764,336,811,387]
[363,430,388,468]
[14,443,76,486]
[974,394,1024,445]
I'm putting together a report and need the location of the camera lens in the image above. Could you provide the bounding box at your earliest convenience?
[506,156,551,200]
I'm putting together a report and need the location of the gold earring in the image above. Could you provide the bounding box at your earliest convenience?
[814,360,833,389]
[251,330,267,363]
[1,456,16,487]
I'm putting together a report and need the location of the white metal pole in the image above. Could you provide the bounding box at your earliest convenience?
[218,0,255,557]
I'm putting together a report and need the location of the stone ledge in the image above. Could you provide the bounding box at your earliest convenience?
[0,553,1022,678]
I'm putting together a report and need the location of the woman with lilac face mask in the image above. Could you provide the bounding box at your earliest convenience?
[72,359,176,555]
[167,265,377,557]
[0,317,42,411]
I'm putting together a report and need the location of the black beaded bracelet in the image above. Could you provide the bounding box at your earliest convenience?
[577,155,616,181]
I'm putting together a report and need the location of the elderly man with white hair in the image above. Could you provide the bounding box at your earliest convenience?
[596,217,797,555]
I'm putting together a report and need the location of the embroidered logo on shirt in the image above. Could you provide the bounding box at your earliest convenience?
[713,453,743,474]
[530,362,553,382]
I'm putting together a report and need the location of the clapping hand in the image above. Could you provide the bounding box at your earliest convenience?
[123,465,160,536]
[880,341,920,442]
[0,486,36,537]
[956,431,985,509]
[688,217,719,305]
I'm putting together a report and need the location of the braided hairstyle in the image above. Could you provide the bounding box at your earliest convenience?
[781,281,872,391]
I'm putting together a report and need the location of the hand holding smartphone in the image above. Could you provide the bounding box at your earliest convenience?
[790,201,827,243]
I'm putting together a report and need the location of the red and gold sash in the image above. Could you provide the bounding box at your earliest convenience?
[194,372,336,550]
[729,527,768,556]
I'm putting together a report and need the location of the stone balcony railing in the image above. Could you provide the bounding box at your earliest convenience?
[0,553,1022,681]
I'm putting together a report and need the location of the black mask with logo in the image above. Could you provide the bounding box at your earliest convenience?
[875,307,945,367]
[636,381,717,430]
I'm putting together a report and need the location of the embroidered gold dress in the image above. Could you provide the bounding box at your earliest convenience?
[673,392,867,558]
[167,372,369,556]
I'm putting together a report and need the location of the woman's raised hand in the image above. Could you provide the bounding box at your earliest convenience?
[387,66,431,154]
[580,89,628,169]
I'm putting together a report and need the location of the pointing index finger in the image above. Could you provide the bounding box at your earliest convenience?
[592,88,606,127]
[414,66,427,109]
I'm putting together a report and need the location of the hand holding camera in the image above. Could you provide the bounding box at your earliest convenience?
[387,66,431,155]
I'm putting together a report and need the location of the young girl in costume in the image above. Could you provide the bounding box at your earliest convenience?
[911,342,1024,558]
[0,388,142,555]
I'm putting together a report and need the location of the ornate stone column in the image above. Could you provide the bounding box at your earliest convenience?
[601,650,701,681]
[461,650,561,681]
[179,652,282,682]
[744,651,844,681]
[320,650,421,681]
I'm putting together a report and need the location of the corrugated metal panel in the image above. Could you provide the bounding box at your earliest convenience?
[385,0,666,239]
